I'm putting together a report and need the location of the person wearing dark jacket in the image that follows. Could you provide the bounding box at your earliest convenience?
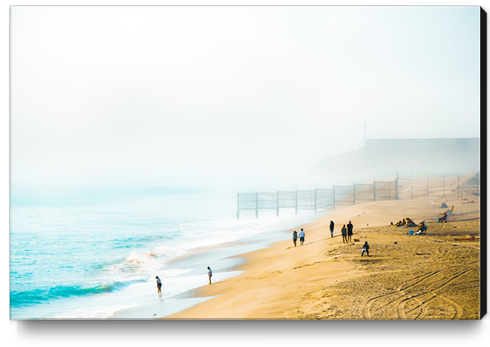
[361,242,370,256]
[329,221,334,238]
[155,276,162,293]
[347,221,353,242]
[341,225,347,244]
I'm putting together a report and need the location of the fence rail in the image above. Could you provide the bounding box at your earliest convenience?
[237,172,479,218]
[237,181,392,219]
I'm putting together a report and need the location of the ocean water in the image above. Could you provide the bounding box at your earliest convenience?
[10,186,322,319]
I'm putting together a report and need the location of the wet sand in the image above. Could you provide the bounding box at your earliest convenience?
[164,175,481,320]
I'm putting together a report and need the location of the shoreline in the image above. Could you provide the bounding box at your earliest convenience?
[162,176,481,320]
[162,201,406,319]
[110,211,326,319]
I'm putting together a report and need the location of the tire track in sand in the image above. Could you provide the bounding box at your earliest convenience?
[363,271,440,319]
[395,269,472,320]
[364,268,474,320]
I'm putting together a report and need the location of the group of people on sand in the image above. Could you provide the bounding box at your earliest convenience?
[391,217,417,227]
[292,228,306,246]
[341,221,354,243]
[336,220,370,256]
[292,221,355,246]
[391,217,427,235]
[292,220,369,256]
[155,266,213,293]
[327,220,355,243]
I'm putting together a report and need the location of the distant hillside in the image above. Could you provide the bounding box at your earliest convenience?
[310,138,480,182]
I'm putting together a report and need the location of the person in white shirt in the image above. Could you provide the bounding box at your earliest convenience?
[207,266,213,284]
[299,228,305,245]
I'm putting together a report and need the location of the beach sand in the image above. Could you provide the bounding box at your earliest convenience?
[164,174,481,320]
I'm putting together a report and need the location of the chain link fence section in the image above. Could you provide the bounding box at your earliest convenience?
[236,193,257,219]
[296,190,315,211]
[374,181,397,200]
[316,189,334,211]
[334,185,355,206]
[257,192,278,210]
[237,189,332,218]
[237,181,396,218]
[354,183,374,202]
[460,173,480,198]
[396,172,479,200]
[278,191,296,209]
[238,172,478,218]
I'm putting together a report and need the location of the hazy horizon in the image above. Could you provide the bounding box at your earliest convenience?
[11,6,481,191]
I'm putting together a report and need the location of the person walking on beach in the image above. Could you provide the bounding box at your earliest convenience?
[207,266,213,284]
[299,228,305,245]
[341,225,347,244]
[361,241,370,256]
[292,230,298,247]
[329,221,334,238]
[347,221,353,242]
[155,276,162,293]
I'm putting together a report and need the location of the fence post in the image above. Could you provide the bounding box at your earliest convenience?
[395,171,399,200]
[314,189,317,213]
[256,192,258,218]
[353,184,356,205]
[427,174,429,199]
[333,186,336,209]
[276,191,279,216]
[237,192,240,219]
[295,190,298,215]
[477,172,479,195]
[373,181,376,201]
[443,173,445,197]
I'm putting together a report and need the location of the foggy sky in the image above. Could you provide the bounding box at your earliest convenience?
[11,6,481,190]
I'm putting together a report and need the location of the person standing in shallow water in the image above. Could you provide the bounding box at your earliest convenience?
[329,221,334,238]
[207,266,213,284]
[341,225,347,244]
[347,221,353,242]
[155,276,162,293]
[292,230,298,247]
[299,228,305,245]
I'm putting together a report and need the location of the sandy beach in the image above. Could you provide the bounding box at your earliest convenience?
[164,174,481,320]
